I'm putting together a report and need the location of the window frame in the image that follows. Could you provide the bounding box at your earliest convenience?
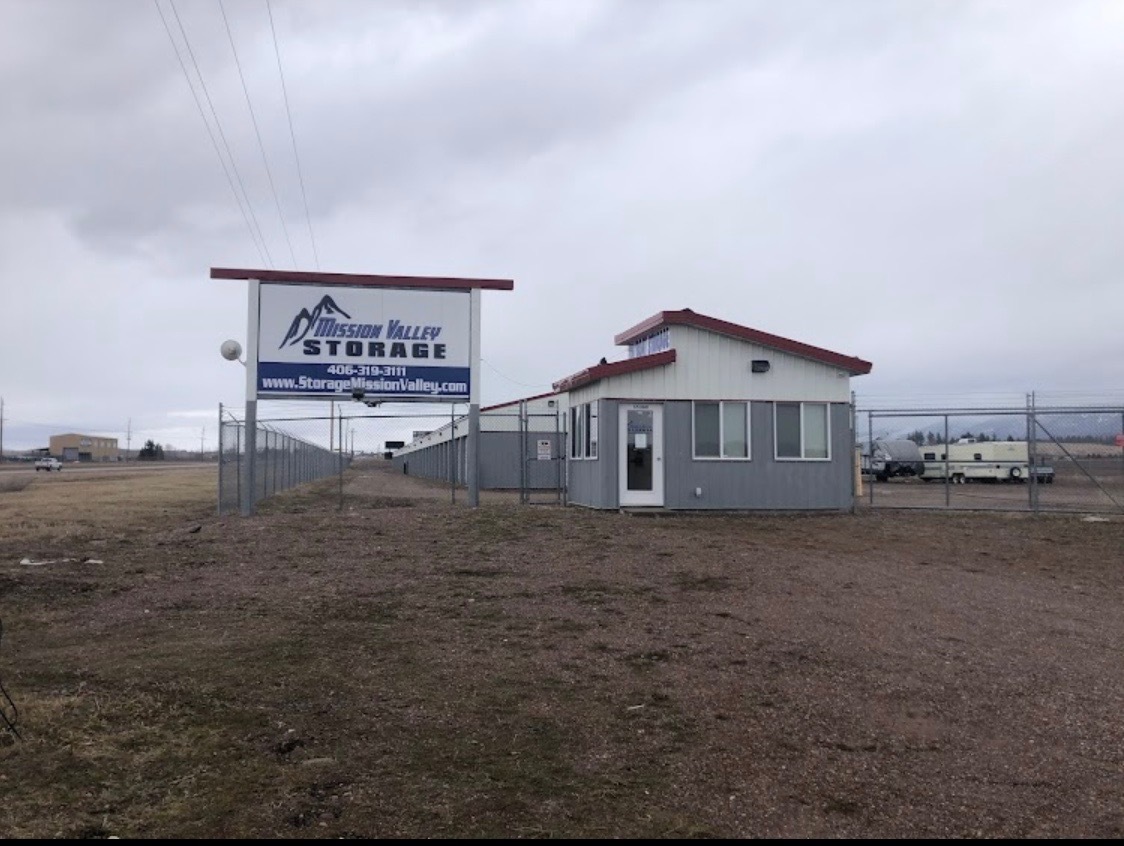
[691,400,751,461]
[773,401,832,462]
[569,401,599,460]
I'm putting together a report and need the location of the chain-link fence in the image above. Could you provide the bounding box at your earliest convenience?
[219,401,569,514]
[385,406,567,504]
[857,401,1124,514]
[218,405,345,515]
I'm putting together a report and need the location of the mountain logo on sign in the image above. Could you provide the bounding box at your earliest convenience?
[278,296,351,348]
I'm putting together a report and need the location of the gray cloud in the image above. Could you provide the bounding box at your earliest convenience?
[1,0,1122,449]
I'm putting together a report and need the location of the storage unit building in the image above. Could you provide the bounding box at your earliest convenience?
[554,309,871,510]
[391,392,568,490]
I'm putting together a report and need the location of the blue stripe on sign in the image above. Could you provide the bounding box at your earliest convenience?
[257,361,471,398]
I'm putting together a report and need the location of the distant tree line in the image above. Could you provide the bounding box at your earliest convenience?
[902,430,1118,446]
[904,430,1013,445]
[138,439,165,460]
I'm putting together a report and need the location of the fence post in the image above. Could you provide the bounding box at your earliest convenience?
[561,409,569,507]
[867,410,874,508]
[849,394,856,514]
[235,422,242,512]
[519,401,527,505]
[1029,392,1039,515]
[242,401,256,516]
[338,413,344,511]
[442,402,451,501]
[943,414,950,508]
[1026,394,1033,512]
[217,403,224,516]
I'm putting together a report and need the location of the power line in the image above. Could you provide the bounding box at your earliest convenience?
[165,0,275,266]
[267,0,320,270]
[219,0,298,269]
[153,0,269,266]
[481,358,552,391]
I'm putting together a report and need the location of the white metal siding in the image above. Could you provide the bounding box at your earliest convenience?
[480,393,567,433]
[578,326,853,403]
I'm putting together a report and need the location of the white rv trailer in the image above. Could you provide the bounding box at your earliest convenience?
[920,440,1053,483]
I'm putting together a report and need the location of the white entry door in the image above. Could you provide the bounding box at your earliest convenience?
[619,404,664,507]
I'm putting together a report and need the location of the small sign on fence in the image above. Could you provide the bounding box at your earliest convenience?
[537,439,553,461]
[1116,433,1124,448]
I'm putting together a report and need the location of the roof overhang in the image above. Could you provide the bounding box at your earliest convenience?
[613,309,871,376]
[210,267,514,291]
[553,349,677,393]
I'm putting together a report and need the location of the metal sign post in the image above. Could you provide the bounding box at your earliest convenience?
[242,280,260,517]
[467,288,482,507]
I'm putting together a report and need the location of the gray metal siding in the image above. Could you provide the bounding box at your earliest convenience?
[391,432,564,490]
[391,437,463,483]
[479,432,565,490]
[567,400,619,509]
[661,401,853,510]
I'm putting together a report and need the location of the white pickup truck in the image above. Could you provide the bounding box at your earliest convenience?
[35,457,62,472]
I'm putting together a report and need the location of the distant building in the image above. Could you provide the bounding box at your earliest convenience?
[49,433,119,462]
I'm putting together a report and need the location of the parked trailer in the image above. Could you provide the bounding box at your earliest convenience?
[861,439,924,482]
[920,440,1054,484]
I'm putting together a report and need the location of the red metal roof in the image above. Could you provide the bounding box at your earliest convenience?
[613,309,872,375]
[211,267,514,291]
[552,349,678,393]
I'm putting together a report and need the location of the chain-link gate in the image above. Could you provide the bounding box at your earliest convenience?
[517,403,566,505]
[858,400,1124,514]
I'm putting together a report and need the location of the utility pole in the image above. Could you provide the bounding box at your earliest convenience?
[1,396,5,463]
[200,425,206,460]
[126,418,132,462]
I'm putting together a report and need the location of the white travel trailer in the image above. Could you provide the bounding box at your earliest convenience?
[920,440,1054,483]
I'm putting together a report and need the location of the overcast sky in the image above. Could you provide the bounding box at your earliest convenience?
[2,0,1122,451]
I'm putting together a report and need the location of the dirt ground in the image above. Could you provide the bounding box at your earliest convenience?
[1,463,1122,838]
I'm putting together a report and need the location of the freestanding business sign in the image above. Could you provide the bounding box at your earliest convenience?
[256,283,471,400]
[211,268,514,515]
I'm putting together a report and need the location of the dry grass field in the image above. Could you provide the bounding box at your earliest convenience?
[1,463,1123,837]
[0,463,216,545]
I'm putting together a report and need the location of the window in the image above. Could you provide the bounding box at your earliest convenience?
[569,401,598,459]
[774,402,831,460]
[693,401,749,459]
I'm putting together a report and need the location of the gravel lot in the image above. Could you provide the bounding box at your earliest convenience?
[1,463,1122,837]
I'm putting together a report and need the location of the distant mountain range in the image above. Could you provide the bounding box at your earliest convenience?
[875,411,1123,443]
[279,296,351,348]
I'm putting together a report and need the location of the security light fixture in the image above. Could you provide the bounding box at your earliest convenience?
[751,359,770,373]
[220,339,245,365]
